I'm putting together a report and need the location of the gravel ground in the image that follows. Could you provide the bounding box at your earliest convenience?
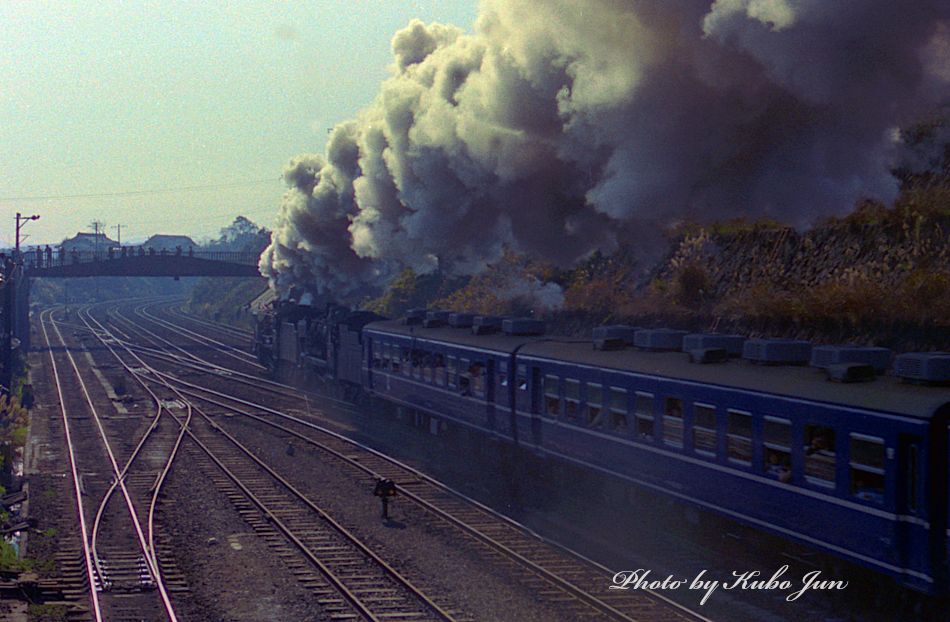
[60,306,584,621]
[218,414,573,622]
[157,448,334,622]
[20,349,84,617]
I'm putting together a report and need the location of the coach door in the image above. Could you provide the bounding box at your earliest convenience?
[485,359,495,429]
[530,366,543,446]
[897,435,926,577]
[365,338,375,390]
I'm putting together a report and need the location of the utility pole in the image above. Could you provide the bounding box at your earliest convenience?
[113,224,125,246]
[89,219,105,301]
[89,219,106,259]
[15,212,40,262]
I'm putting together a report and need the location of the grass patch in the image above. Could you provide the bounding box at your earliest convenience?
[28,604,69,622]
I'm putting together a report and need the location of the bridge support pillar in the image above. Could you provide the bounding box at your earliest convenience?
[14,276,30,354]
[2,269,31,393]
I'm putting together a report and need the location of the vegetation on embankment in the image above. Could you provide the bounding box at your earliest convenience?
[1,353,32,571]
[559,196,950,350]
[181,216,271,329]
[183,276,268,331]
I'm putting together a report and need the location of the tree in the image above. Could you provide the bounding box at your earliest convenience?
[213,216,271,254]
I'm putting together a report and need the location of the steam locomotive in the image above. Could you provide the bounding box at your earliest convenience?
[256,303,950,595]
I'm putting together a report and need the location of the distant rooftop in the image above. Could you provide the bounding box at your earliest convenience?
[61,232,118,248]
[142,234,198,249]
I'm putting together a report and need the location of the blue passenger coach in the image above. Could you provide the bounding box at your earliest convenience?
[362,319,950,594]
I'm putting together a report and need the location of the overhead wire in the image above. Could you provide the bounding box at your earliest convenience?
[0,178,280,202]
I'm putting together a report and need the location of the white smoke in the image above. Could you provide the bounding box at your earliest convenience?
[497,276,565,312]
[261,0,950,300]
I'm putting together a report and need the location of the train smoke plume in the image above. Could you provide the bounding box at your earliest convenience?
[261,0,950,300]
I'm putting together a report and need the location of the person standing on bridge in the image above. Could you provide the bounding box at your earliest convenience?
[188,246,194,257]
[175,245,182,256]
[45,245,52,267]
[58,246,65,266]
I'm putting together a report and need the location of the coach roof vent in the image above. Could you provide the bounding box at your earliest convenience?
[472,315,503,335]
[404,308,426,325]
[634,329,688,351]
[682,334,745,357]
[448,312,474,328]
[592,325,640,350]
[742,339,812,365]
[424,310,450,328]
[502,318,545,336]
[894,352,950,384]
[810,346,892,374]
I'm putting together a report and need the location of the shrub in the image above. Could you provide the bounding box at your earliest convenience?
[672,261,710,310]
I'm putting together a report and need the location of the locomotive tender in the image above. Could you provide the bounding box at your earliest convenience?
[257,304,950,595]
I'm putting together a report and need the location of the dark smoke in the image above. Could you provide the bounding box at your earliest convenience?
[261,0,950,300]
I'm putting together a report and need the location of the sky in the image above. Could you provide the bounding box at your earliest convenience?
[0,1,478,247]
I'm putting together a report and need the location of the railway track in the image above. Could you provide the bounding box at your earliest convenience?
[163,302,255,342]
[86,298,712,622]
[80,304,471,622]
[135,301,263,370]
[39,308,181,622]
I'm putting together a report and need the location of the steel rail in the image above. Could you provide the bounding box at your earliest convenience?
[137,301,263,369]
[78,303,194,576]
[39,308,104,622]
[85,303,460,622]
[166,303,254,340]
[46,308,179,622]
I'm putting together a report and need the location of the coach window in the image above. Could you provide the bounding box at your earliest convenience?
[693,404,716,456]
[446,356,458,388]
[763,417,792,482]
[433,353,446,385]
[372,342,383,369]
[850,434,885,504]
[458,358,472,395]
[498,361,508,394]
[804,425,836,487]
[402,347,413,376]
[391,346,402,373]
[413,349,426,379]
[564,379,581,421]
[663,398,684,448]
[544,374,560,417]
[471,362,486,398]
[517,365,528,391]
[422,353,434,383]
[635,392,654,440]
[608,387,628,432]
[586,383,604,427]
[727,410,752,465]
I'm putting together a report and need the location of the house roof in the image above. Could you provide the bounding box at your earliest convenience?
[142,234,198,248]
[61,232,118,246]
